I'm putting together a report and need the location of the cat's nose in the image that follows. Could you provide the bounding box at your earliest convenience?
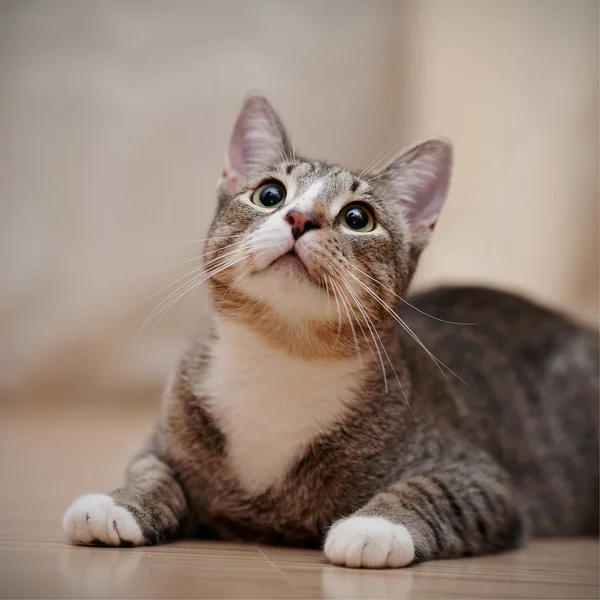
[284,210,319,240]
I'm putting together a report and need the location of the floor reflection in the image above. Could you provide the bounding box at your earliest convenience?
[321,564,414,599]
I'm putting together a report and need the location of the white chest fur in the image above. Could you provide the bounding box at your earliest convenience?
[200,318,363,495]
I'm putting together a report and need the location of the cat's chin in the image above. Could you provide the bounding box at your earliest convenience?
[233,260,338,324]
[268,250,310,279]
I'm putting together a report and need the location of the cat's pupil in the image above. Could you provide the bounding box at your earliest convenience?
[260,186,283,207]
[345,207,368,230]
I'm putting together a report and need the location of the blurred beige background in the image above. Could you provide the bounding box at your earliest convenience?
[1,0,598,404]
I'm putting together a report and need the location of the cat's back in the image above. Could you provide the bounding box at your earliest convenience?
[406,283,595,349]
[400,285,599,535]
[403,285,598,394]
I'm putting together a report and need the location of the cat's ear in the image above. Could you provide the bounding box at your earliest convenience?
[220,94,291,195]
[373,138,452,250]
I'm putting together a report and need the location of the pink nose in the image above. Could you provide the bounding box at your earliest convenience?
[285,211,319,240]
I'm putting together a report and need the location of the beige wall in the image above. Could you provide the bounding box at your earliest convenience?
[400,0,599,323]
[1,0,597,403]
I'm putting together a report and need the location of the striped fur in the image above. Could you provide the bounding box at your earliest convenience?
[63,95,599,567]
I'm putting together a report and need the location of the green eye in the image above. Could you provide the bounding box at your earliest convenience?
[338,204,375,232]
[251,181,286,209]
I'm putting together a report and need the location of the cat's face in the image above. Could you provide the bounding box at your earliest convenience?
[205,96,452,359]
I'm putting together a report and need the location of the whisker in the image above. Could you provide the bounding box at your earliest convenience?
[202,243,252,269]
[222,264,252,300]
[291,124,297,163]
[262,130,289,163]
[347,263,476,326]
[339,273,388,394]
[358,141,403,180]
[134,250,249,347]
[330,266,381,366]
[141,239,250,278]
[326,275,343,344]
[121,262,206,314]
[336,274,377,362]
[139,252,248,344]
[329,277,362,365]
[363,163,408,185]
[125,243,251,313]
[344,268,469,388]
[333,266,415,418]
[333,267,388,393]
[160,232,247,246]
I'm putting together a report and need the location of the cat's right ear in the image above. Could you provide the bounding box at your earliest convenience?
[219,94,291,196]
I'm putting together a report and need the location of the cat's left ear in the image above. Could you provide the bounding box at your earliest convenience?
[220,94,291,196]
[373,138,452,251]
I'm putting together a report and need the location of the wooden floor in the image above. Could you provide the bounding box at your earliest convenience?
[1,405,598,599]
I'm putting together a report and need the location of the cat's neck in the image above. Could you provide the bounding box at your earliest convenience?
[200,316,366,495]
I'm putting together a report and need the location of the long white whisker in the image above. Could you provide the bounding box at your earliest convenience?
[222,263,252,300]
[122,263,206,314]
[338,273,378,364]
[363,168,402,185]
[336,268,415,418]
[124,243,251,314]
[344,269,469,387]
[347,263,475,326]
[202,243,253,269]
[326,275,343,343]
[334,268,388,394]
[139,252,248,343]
[330,277,362,364]
[141,239,250,277]
[340,275,388,394]
[331,267,380,366]
[291,124,297,163]
[347,269,447,369]
[358,141,402,180]
[160,232,247,246]
[263,131,288,164]
[135,250,249,346]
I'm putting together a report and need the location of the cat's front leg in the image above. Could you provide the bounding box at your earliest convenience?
[63,450,188,546]
[324,453,524,568]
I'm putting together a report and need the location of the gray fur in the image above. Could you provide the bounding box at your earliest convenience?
[73,96,599,566]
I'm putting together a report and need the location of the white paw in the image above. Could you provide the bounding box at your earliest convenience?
[324,516,415,568]
[63,494,145,546]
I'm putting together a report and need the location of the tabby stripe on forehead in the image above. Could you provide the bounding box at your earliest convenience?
[285,164,295,175]
[350,178,360,192]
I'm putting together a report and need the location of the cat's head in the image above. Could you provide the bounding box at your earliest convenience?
[205,95,452,359]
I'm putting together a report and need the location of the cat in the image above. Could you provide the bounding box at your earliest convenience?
[63,94,599,568]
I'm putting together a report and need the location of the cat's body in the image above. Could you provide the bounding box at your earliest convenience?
[64,96,599,568]
[136,286,598,548]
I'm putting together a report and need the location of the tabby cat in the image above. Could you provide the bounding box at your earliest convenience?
[63,95,599,568]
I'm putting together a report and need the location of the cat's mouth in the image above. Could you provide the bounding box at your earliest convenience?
[258,245,327,291]
[270,249,309,274]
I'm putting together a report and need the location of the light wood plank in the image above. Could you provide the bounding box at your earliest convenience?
[0,406,597,599]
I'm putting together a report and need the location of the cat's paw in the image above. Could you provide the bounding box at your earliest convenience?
[324,516,415,568]
[63,494,145,546]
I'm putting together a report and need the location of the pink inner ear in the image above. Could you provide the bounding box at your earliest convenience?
[226,124,247,177]
[224,95,289,182]
[410,166,449,228]
[382,139,452,237]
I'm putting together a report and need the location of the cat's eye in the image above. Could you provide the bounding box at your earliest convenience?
[251,181,287,209]
[338,204,375,232]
